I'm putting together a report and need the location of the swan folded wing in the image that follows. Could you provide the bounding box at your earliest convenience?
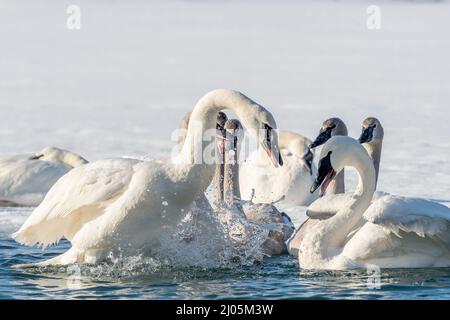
[12,159,138,247]
[307,191,389,220]
[364,195,450,240]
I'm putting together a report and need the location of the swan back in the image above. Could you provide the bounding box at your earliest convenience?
[278,131,312,158]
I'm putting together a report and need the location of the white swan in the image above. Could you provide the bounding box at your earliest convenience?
[219,119,294,255]
[298,136,450,270]
[287,117,385,255]
[0,147,88,207]
[239,131,317,207]
[13,89,283,266]
[304,117,385,220]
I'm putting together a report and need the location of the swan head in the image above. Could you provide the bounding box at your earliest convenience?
[359,117,384,145]
[247,108,283,167]
[310,117,348,149]
[216,112,229,155]
[310,136,368,196]
[30,147,88,168]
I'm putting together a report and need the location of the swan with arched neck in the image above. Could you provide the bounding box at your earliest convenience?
[13,89,283,266]
[298,136,450,270]
[287,118,388,256]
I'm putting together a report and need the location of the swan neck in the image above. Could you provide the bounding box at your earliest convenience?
[61,153,88,168]
[364,141,382,187]
[299,145,376,268]
[330,152,376,232]
[212,163,225,204]
[176,90,261,200]
[223,153,241,207]
[179,90,258,164]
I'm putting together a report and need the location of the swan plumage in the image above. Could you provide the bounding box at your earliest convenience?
[300,117,385,221]
[364,195,450,239]
[239,131,317,207]
[298,136,450,269]
[13,89,283,266]
[0,147,87,206]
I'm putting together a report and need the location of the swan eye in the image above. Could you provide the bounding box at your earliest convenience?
[372,124,377,128]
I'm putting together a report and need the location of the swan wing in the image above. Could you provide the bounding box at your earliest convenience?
[363,195,450,239]
[12,158,139,246]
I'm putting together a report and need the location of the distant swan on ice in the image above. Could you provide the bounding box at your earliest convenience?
[0,147,88,207]
[298,136,450,269]
[13,89,283,266]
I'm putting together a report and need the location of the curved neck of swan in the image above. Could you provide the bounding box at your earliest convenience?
[331,152,376,236]
[179,90,259,165]
[306,150,376,261]
[176,90,262,198]
[223,148,241,207]
[212,158,225,204]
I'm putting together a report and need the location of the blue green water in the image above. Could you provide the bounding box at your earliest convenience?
[1,235,449,300]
